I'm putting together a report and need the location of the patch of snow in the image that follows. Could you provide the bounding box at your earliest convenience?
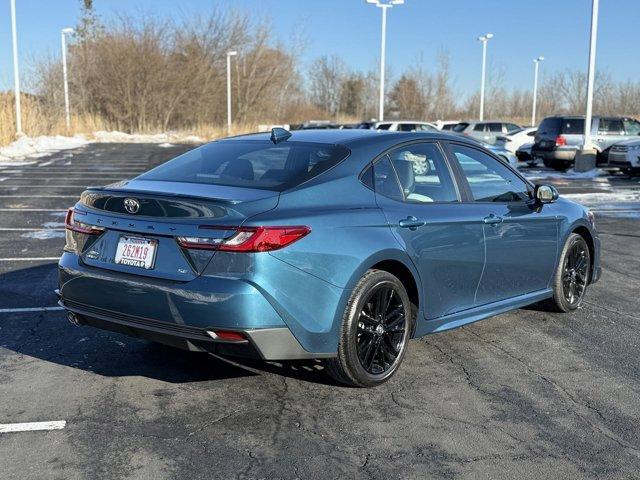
[1,131,203,164]
[523,168,606,181]
[21,230,66,240]
[0,135,88,163]
[43,221,65,228]
[563,191,640,205]
[91,131,203,144]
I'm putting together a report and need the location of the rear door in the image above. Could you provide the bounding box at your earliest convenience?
[596,117,627,152]
[445,143,559,304]
[371,142,485,319]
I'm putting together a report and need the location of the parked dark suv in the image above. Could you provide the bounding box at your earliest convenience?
[533,115,640,170]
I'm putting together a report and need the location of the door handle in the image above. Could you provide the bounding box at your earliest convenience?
[399,216,426,230]
[483,214,503,225]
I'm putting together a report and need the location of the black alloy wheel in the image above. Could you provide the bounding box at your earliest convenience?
[324,269,414,387]
[562,240,589,307]
[356,285,406,375]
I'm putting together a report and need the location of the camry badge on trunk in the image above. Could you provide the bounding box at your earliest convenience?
[123,198,140,214]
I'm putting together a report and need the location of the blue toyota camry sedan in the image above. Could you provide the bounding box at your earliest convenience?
[58,129,600,387]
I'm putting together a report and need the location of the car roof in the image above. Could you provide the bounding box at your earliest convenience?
[223,129,466,147]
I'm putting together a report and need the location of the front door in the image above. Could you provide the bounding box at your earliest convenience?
[372,142,485,319]
[447,143,559,305]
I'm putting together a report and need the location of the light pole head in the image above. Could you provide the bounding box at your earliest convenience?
[366,0,404,7]
[534,56,545,62]
[62,27,74,35]
[227,51,238,57]
[485,33,494,39]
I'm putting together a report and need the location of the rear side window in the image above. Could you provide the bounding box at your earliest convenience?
[598,118,624,135]
[387,143,458,203]
[373,157,403,202]
[398,123,417,132]
[138,140,350,192]
[561,118,585,134]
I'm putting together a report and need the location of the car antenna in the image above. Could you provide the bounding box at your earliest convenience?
[270,127,292,144]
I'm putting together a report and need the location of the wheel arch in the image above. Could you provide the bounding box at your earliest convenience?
[342,249,423,323]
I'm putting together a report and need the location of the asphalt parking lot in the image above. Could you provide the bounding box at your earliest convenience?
[1,143,640,479]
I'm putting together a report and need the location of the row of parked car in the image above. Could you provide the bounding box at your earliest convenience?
[289,116,640,174]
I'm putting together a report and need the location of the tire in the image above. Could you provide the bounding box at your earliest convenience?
[552,160,570,172]
[324,269,415,387]
[543,233,591,313]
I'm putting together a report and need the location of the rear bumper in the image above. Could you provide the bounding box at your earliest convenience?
[58,251,344,358]
[532,148,578,161]
[57,294,333,360]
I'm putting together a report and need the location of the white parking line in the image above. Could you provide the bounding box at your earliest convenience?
[0,307,64,313]
[0,195,77,198]
[0,208,67,212]
[0,421,66,433]
[0,228,65,231]
[0,257,60,261]
[0,186,87,189]
[38,160,55,167]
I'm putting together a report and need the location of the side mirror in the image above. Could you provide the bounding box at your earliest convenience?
[535,184,559,204]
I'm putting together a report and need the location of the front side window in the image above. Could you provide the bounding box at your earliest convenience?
[398,123,417,132]
[376,123,392,130]
[138,140,349,192]
[453,123,469,132]
[505,123,521,133]
[473,124,485,132]
[487,123,503,133]
[387,143,458,203]
[598,118,624,135]
[623,119,640,135]
[450,145,530,203]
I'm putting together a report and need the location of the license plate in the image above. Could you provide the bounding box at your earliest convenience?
[114,236,157,269]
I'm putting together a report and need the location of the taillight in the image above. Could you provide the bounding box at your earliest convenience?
[176,226,310,253]
[65,208,104,235]
[555,135,567,146]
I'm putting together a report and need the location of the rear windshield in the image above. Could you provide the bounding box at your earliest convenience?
[138,140,350,191]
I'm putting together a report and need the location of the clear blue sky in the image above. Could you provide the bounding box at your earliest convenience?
[0,0,638,97]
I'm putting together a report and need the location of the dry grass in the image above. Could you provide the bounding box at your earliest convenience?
[0,93,257,147]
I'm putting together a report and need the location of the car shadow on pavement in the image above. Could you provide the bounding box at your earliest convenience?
[1,264,338,386]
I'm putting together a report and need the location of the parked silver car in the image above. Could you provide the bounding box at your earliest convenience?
[532,115,640,170]
[453,121,522,145]
[608,138,640,175]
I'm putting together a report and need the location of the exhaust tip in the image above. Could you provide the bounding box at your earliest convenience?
[67,312,81,327]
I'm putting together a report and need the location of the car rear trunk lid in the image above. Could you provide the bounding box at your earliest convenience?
[73,180,279,281]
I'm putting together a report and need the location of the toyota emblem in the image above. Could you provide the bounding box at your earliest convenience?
[123,198,140,214]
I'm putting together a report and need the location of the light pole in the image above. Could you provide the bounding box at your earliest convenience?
[61,28,74,130]
[531,56,544,127]
[226,51,237,135]
[477,33,493,121]
[583,0,599,150]
[366,0,404,122]
[10,0,22,136]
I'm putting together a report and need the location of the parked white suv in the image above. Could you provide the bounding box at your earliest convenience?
[608,138,640,175]
[374,121,438,132]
